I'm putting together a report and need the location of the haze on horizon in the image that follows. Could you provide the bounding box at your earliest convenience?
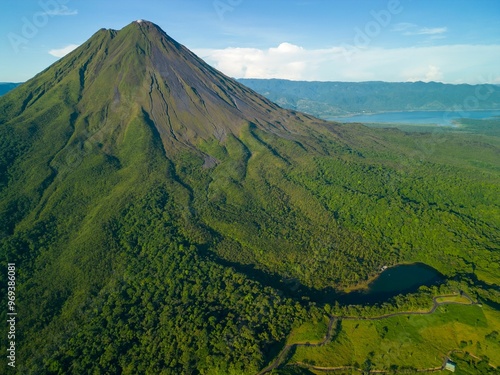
[1,0,499,84]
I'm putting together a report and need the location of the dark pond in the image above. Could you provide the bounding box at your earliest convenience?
[334,262,445,305]
[271,262,445,306]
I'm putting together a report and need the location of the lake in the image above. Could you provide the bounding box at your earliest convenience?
[366,263,442,294]
[294,262,445,306]
[327,109,500,126]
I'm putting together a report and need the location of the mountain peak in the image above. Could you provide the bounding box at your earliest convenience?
[134,19,155,25]
[131,19,164,32]
[1,21,316,155]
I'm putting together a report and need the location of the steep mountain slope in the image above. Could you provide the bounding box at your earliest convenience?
[0,22,323,156]
[0,21,499,374]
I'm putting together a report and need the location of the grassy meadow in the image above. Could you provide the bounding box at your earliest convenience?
[287,298,500,373]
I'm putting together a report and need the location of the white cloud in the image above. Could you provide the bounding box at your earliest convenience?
[393,23,447,36]
[49,44,80,58]
[194,43,500,84]
[406,65,444,82]
[417,27,447,35]
[270,42,304,54]
[44,5,78,16]
[425,65,443,81]
[196,42,317,80]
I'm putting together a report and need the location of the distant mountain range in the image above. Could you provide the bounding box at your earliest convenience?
[0,82,20,96]
[239,79,500,118]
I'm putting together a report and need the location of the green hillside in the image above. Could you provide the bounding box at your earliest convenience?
[0,21,499,374]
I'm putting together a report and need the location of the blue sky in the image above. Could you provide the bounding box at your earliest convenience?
[1,0,499,83]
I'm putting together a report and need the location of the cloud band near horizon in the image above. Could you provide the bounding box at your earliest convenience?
[195,43,500,84]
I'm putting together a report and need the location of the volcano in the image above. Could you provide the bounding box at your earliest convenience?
[1,21,498,374]
[0,20,323,156]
